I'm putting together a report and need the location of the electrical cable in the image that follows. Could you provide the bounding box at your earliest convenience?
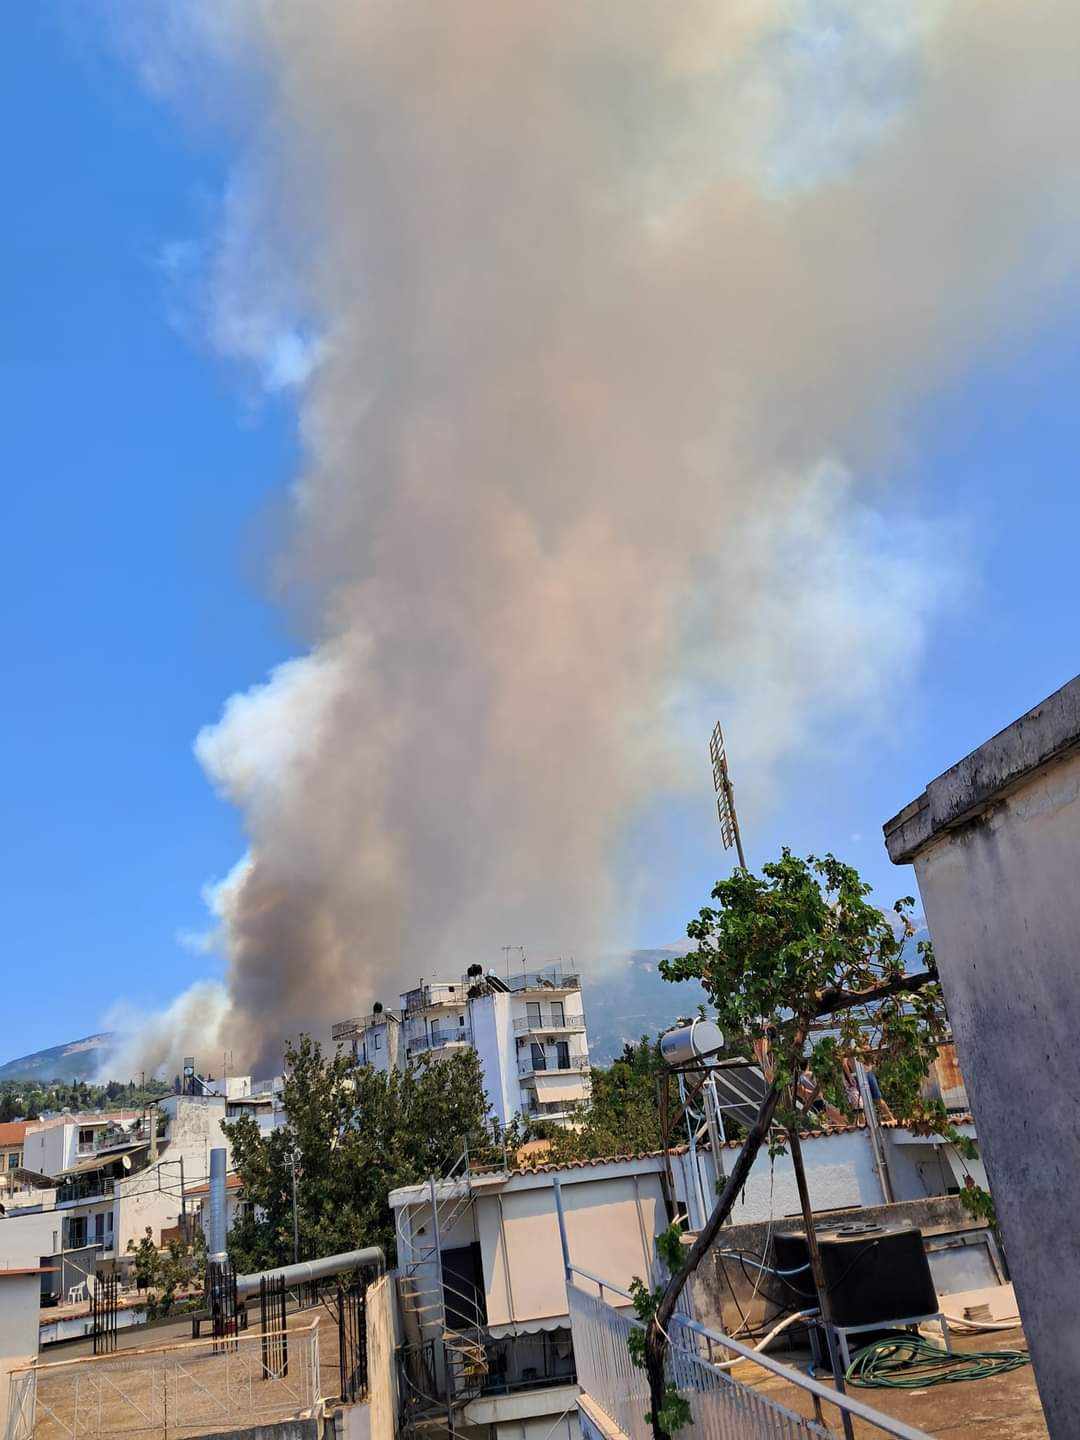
[845,1333,1030,1389]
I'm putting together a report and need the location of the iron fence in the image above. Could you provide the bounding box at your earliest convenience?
[4,1319,321,1440]
[90,1271,118,1357]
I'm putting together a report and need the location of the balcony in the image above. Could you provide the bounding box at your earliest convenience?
[527,1099,584,1119]
[518,1053,590,1079]
[332,1012,393,1041]
[95,1118,163,1153]
[480,1327,577,1395]
[513,1009,586,1035]
[56,1175,116,1206]
[407,1027,473,1055]
[504,968,580,995]
[401,983,465,1015]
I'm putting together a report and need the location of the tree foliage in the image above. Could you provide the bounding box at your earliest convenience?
[640,850,953,1439]
[0,1077,171,1125]
[125,1226,205,1318]
[223,1035,511,1273]
[661,850,949,1133]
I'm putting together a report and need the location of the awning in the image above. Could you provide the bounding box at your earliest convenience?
[56,1143,148,1179]
[532,1075,588,1103]
[486,1316,573,1338]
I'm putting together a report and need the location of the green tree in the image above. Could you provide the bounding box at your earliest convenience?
[540,1037,736,1164]
[224,1035,509,1273]
[635,851,949,1439]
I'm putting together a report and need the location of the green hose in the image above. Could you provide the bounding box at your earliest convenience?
[845,1333,1030,1389]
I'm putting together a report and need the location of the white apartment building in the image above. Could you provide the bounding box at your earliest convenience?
[334,964,592,1128]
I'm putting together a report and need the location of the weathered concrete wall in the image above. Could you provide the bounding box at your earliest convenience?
[365,1274,399,1440]
[0,1207,59,1270]
[884,676,1080,1439]
[689,1194,980,1335]
[0,1272,42,1438]
[193,1420,321,1440]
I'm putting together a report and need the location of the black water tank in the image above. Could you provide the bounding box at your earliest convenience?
[771,1222,937,1327]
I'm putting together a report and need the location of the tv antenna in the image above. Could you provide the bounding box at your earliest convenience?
[709,722,746,868]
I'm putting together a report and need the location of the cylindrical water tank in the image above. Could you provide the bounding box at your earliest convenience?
[208,1147,228,1261]
[659,1018,725,1067]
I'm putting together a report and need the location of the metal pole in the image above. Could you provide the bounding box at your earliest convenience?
[677,1075,708,1229]
[722,769,747,869]
[703,1075,727,1193]
[787,1100,855,1440]
[428,1176,452,1434]
[855,1060,894,1204]
[179,1156,187,1242]
[291,1152,300,1264]
[552,1176,572,1281]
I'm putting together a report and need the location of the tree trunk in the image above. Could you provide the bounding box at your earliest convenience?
[643,1077,784,1440]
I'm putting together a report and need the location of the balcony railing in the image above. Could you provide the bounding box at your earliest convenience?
[401,984,465,1014]
[95,1118,164,1152]
[504,969,580,995]
[407,1027,473,1055]
[527,1099,585,1118]
[518,1054,590,1078]
[56,1175,116,1205]
[513,1009,586,1035]
[332,1012,395,1041]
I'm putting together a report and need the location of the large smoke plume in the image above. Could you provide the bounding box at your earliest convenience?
[109,0,1080,1078]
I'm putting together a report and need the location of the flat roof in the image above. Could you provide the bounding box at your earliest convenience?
[884,673,1080,864]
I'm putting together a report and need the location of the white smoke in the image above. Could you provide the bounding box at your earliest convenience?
[103,0,1080,1076]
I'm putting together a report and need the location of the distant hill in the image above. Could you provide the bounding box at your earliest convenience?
[583,946,708,1064]
[0,1033,115,1083]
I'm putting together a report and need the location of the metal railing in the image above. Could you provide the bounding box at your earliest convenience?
[332,1012,395,1041]
[513,1009,587,1034]
[407,1027,473,1055]
[4,1319,322,1440]
[56,1177,115,1206]
[504,970,581,994]
[565,1267,932,1440]
[518,1053,590,1077]
[402,984,464,1013]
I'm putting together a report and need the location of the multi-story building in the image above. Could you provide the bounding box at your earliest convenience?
[0,1122,29,1192]
[334,964,592,1128]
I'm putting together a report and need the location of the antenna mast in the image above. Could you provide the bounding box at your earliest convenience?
[708,721,746,868]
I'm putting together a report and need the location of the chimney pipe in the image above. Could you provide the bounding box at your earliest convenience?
[208,1147,228,1262]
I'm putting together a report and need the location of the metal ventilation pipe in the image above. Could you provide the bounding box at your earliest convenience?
[208,1147,228,1262]
[234,1245,385,1298]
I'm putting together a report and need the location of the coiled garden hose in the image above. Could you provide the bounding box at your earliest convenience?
[845,1332,1030,1389]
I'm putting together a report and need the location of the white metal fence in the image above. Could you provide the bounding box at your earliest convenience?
[567,1276,932,1440]
[5,1321,321,1440]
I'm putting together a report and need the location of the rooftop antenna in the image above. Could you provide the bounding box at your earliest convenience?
[502,945,511,980]
[709,721,746,869]
[706,720,854,1438]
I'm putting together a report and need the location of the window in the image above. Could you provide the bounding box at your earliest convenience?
[373,1033,382,1051]
[531,1042,546,1072]
[526,1002,542,1028]
[459,1013,466,1026]
[78,1127,95,1151]
[550,1001,565,1027]
[94,1213,105,1245]
[556,1041,570,1070]
[7,1153,18,1170]
[65,1217,87,1249]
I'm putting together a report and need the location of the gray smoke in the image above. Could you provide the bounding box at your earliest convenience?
[110,0,1080,1077]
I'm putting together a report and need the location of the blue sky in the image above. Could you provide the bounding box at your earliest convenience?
[2,11,1078,1062]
